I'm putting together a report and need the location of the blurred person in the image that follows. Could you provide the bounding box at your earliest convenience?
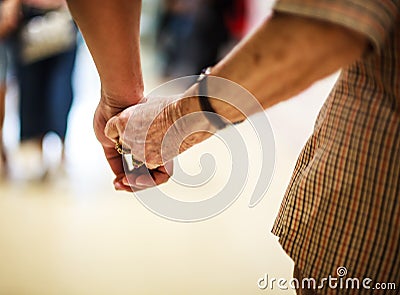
[156,0,198,77]
[181,0,247,75]
[11,0,77,180]
[68,0,399,294]
[0,44,6,176]
[0,0,20,177]
[156,0,246,77]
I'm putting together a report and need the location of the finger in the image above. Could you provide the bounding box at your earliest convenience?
[120,165,154,189]
[121,172,140,187]
[134,165,172,186]
[104,145,125,179]
[134,173,156,187]
[151,170,170,185]
[137,96,148,104]
[94,111,125,182]
[158,161,174,176]
[114,180,130,191]
[123,167,170,188]
[114,177,133,192]
[104,116,120,142]
[145,163,160,170]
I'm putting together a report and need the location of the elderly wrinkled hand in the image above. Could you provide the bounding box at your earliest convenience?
[105,95,214,173]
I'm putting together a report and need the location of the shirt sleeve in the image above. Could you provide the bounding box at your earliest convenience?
[273,0,400,52]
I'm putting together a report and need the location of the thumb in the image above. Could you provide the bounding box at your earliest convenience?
[104,116,120,143]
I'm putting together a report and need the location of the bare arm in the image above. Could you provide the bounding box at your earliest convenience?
[181,12,367,122]
[67,0,144,190]
[67,0,144,103]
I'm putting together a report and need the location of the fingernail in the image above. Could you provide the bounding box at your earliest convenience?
[114,182,125,191]
[135,176,154,187]
[122,176,130,186]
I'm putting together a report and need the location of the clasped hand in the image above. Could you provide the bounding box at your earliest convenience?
[104,95,213,191]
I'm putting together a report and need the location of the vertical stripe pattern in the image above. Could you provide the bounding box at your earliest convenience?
[272,1,400,294]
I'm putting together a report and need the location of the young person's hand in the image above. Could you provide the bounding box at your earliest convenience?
[93,94,142,191]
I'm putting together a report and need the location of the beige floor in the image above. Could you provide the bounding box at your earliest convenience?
[0,39,338,294]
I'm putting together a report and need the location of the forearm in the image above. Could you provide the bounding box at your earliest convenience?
[199,12,367,122]
[67,0,144,106]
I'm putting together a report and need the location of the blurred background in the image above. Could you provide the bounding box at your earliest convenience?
[0,0,339,294]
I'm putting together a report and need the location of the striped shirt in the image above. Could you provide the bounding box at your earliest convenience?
[272,0,400,294]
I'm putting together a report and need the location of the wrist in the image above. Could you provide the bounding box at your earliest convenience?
[100,86,144,110]
[207,97,246,124]
[203,72,246,124]
[183,77,246,127]
[173,94,214,152]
